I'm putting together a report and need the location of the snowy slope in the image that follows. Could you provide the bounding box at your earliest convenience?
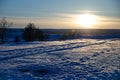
[0,39,120,80]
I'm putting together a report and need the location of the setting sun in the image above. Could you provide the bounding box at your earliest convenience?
[76,14,98,28]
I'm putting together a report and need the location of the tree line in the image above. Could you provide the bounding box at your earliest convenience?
[0,18,76,44]
[0,18,47,43]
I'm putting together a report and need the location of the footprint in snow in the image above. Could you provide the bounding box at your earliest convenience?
[106,49,110,52]
[100,51,104,53]
[70,62,80,65]
[19,69,30,73]
[79,56,90,62]
[92,52,100,57]
[61,57,70,61]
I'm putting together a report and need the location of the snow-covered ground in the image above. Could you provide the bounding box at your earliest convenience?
[0,39,120,80]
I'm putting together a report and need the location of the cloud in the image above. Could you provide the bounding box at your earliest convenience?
[5,15,75,28]
[1,12,120,29]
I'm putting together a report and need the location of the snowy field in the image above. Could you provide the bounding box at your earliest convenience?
[0,39,120,80]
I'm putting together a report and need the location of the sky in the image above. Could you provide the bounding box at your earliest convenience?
[0,0,120,29]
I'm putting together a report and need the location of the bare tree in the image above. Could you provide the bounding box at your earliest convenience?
[0,17,12,43]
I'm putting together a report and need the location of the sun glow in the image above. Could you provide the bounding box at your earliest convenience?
[76,14,98,28]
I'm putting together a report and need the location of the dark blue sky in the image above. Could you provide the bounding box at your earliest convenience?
[0,0,120,29]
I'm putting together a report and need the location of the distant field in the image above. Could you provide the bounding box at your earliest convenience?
[1,28,120,42]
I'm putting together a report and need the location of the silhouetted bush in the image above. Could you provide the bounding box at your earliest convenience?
[60,34,69,40]
[22,23,46,42]
[14,36,19,43]
[22,23,36,42]
[60,31,76,40]
[34,29,47,41]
